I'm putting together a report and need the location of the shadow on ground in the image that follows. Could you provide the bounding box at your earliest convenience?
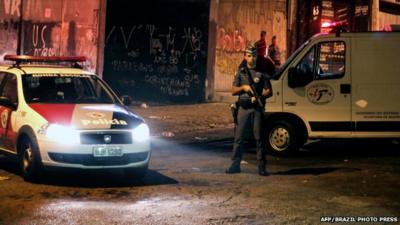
[36,169,178,188]
[184,137,400,159]
[0,156,177,188]
[299,139,400,158]
[274,167,361,176]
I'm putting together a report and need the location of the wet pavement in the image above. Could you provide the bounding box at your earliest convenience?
[0,103,399,224]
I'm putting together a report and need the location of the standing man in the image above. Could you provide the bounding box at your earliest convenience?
[255,30,268,58]
[226,44,272,176]
[268,35,281,69]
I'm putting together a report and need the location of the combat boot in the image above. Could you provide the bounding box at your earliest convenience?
[226,158,241,174]
[258,162,269,176]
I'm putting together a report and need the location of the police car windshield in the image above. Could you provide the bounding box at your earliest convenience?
[22,74,118,104]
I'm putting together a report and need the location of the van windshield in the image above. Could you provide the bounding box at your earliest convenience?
[22,74,118,104]
[273,39,310,80]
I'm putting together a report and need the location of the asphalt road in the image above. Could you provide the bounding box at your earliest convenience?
[0,133,399,225]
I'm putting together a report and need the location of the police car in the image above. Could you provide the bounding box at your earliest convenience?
[0,55,151,181]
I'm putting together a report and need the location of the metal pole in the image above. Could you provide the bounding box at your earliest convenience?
[17,0,24,55]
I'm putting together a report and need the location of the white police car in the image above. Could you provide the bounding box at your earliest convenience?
[0,55,151,181]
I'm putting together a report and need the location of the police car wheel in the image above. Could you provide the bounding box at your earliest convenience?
[266,120,299,156]
[124,165,148,180]
[19,137,42,181]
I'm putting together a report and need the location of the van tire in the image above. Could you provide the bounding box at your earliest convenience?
[266,120,300,156]
[19,136,43,182]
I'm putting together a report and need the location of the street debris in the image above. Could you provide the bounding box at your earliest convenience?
[162,131,175,137]
[149,115,163,119]
[194,137,208,141]
[148,115,169,120]
[140,103,149,109]
[240,160,248,165]
[208,123,216,128]
[0,176,10,181]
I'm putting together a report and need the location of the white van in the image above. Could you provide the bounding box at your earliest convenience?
[265,31,400,155]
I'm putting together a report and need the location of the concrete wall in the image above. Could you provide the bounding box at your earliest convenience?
[0,0,101,73]
[0,0,20,58]
[102,0,210,103]
[377,0,400,30]
[208,0,287,102]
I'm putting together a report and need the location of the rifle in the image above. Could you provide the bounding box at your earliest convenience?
[244,67,264,109]
[230,102,238,124]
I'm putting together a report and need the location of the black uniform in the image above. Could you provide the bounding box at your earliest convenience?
[230,65,271,173]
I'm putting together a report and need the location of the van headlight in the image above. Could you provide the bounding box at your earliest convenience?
[131,123,150,142]
[38,124,79,144]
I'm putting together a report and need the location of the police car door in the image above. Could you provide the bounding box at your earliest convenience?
[0,73,18,153]
[283,39,352,136]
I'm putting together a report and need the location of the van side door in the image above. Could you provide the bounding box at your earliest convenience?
[283,39,352,136]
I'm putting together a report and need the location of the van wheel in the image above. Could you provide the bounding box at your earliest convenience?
[124,165,148,180]
[19,137,43,181]
[266,120,299,156]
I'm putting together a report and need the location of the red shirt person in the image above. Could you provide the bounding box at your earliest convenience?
[255,30,268,57]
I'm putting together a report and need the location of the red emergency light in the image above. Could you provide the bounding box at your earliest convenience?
[321,22,332,28]
[321,21,348,37]
[4,55,86,63]
[321,21,348,28]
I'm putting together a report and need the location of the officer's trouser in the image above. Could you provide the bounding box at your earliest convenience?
[231,106,266,166]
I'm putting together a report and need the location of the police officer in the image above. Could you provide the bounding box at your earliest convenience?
[226,44,272,176]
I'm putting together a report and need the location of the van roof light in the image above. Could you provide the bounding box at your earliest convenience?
[321,21,349,37]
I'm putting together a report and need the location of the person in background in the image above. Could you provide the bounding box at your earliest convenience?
[255,30,268,58]
[268,35,281,69]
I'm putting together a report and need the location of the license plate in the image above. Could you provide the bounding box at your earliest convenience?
[93,146,123,157]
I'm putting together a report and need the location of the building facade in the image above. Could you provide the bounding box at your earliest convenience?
[0,0,399,103]
[0,0,103,73]
[293,0,400,51]
[207,0,288,102]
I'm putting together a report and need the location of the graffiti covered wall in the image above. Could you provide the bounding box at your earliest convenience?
[103,0,209,103]
[0,0,99,73]
[213,0,287,94]
[0,0,20,59]
[21,0,99,72]
[379,0,400,31]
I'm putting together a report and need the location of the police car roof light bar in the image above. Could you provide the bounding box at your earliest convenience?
[3,55,87,68]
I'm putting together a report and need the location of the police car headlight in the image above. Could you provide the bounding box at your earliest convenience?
[39,124,79,144]
[131,123,150,142]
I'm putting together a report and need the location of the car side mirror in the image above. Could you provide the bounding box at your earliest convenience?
[120,95,132,106]
[0,96,17,110]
